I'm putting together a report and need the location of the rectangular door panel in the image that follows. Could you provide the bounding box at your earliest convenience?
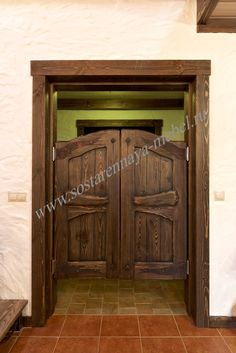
[55,130,120,278]
[121,129,187,280]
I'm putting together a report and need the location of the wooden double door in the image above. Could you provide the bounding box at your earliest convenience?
[55,129,187,279]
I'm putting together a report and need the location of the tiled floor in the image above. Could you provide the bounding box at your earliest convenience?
[1,315,236,353]
[1,279,236,353]
[54,278,187,315]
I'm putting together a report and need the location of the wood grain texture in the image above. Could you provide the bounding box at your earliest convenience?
[197,0,236,32]
[32,75,48,326]
[134,191,178,207]
[0,300,27,341]
[197,0,219,24]
[59,261,106,278]
[31,60,211,327]
[198,18,236,32]
[209,316,236,328]
[58,98,184,110]
[135,262,187,279]
[55,83,188,91]
[55,130,120,278]
[31,60,211,76]
[195,75,209,327]
[46,84,57,319]
[184,83,196,319]
[120,130,187,280]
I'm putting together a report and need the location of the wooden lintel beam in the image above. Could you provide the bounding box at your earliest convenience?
[54,84,188,92]
[31,60,211,76]
[58,98,184,110]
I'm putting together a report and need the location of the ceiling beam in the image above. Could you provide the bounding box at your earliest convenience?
[57,98,184,110]
[198,18,236,33]
[197,0,219,24]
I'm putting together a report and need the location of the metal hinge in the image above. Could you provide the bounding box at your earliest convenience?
[51,259,56,275]
[52,146,56,162]
[186,146,190,162]
[187,259,190,275]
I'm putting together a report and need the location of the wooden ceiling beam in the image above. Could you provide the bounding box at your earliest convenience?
[198,18,236,32]
[197,0,236,32]
[57,98,184,110]
[197,0,219,24]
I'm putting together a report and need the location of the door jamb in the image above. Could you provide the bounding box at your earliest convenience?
[31,60,210,327]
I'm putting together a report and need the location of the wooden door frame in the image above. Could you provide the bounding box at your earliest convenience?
[31,60,210,327]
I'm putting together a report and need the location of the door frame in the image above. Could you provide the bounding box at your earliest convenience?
[31,60,210,327]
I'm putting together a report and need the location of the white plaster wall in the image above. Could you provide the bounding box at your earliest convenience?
[0,0,236,316]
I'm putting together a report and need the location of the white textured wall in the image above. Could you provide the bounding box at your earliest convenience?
[0,0,236,317]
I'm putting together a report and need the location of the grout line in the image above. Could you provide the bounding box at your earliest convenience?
[97,315,103,353]
[172,311,188,353]
[14,334,230,338]
[218,329,234,353]
[7,336,18,353]
[51,310,67,353]
[137,315,144,353]
[14,334,232,339]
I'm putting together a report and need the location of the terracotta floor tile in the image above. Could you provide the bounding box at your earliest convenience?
[220,328,236,336]
[103,292,118,302]
[54,337,99,353]
[86,299,102,308]
[119,280,134,289]
[55,297,71,309]
[151,300,169,309]
[75,287,90,293]
[136,304,154,315]
[89,291,104,299]
[139,316,179,336]
[135,293,152,303]
[142,338,186,353]
[21,316,65,337]
[101,316,139,336]
[99,337,141,353]
[72,293,88,303]
[53,309,67,315]
[61,315,101,336]
[224,337,236,353]
[119,288,134,295]
[175,315,219,336]
[118,308,137,315]
[104,285,118,292]
[0,337,17,353]
[102,303,119,315]
[183,337,231,353]
[169,303,187,315]
[84,308,102,315]
[104,280,118,287]
[67,303,85,314]
[119,297,135,308]
[10,337,57,353]
[152,308,172,315]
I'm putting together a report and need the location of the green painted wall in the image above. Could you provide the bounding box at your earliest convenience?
[57,110,185,141]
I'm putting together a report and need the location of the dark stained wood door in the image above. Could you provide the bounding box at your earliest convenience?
[54,129,186,280]
[54,130,120,278]
[120,130,187,279]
